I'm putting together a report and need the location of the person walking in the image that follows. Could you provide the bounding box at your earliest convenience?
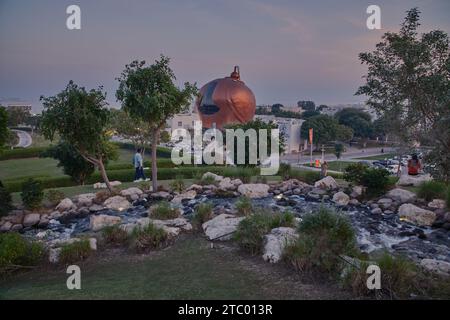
[133,148,146,182]
[320,161,328,178]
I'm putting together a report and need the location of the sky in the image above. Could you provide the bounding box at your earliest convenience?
[1,0,450,112]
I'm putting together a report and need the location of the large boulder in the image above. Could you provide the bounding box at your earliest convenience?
[314,176,338,190]
[237,184,270,198]
[377,198,393,209]
[218,177,235,190]
[93,181,122,189]
[120,187,143,201]
[135,217,181,237]
[76,193,96,207]
[420,259,450,277]
[89,214,122,231]
[350,185,364,198]
[428,199,446,210]
[387,188,416,203]
[397,174,432,187]
[262,227,298,263]
[171,190,197,205]
[202,214,245,241]
[332,192,350,206]
[23,213,41,227]
[202,172,223,182]
[398,203,436,226]
[103,196,131,211]
[56,198,76,212]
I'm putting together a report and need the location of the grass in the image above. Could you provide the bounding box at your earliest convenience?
[355,153,396,161]
[149,201,180,220]
[0,236,348,299]
[0,157,63,181]
[192,203,214,229]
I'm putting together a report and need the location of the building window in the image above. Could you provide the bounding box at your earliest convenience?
[178,121,182,127]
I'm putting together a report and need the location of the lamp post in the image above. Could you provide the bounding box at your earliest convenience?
[321,144,325,163]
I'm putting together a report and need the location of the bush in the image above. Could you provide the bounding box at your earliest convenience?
[227,167,254,183]
[344,163,368,184]
[46,189,66,206]
[417,181,447,202]
[360,168,391,197]
[235,196,253,216]
[290,169,321,184]
[0,233,44,273]
[284,206,357,274]
[102,225,129,246]
[234,210,295,255]
[447,187,450,209]
[149,201,180,220]
[192,203,213,229]
[279,163,292,180]
[0,180,13,217]
[59,239,92,265]
[0,146,47,160]
[21,178,44,210]
[170,176,185,193]
[130,223,169,252]
[198,175,217,186]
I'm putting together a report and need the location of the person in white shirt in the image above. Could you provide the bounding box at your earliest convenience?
[133,148,146,181]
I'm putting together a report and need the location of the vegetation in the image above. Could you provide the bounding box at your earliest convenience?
[130,223,169,252]
[102,225,129,246]
[301,114,354,147]
[169,176,185,193]
[192,203,214,229]
[335,108,373,139]
[0,233,44,274]
[284,206,357,274]
[357,8,450,182]
[45,189,65,206]
[0,180,13,217]
[116,56,198,191]
[21,178,44,210]
[278,163,292,180]
[0,106,8,149]
[149,201,180,220]
[59,239,92,265]
[235,196,253,216]
[417,181,448,202]
[0,146,48,161]
[234,210,295,255]
[344,163,391,197]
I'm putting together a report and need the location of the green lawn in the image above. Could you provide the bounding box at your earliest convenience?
[301,161,353,172]
[0,157,63,181]
[0,236,346,300]
[355,153,396,161]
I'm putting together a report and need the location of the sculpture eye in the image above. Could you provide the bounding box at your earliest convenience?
[198,81,219,115]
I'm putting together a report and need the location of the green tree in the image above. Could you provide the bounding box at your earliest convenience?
[0,106,8,149]
[160,130,171,144]
[300,114,339,148]
[334,143,344,160]
[40,81,117,192]
[335,108,373,138]
[298,101,316,112]
[41,141,96,185]
[356,8,450,181]
[116,56,197,191]
[301,110,320,119]
[6,107,30,127]
[336,124,354,142]
[271,104,283,113]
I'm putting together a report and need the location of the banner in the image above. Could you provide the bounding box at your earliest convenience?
[309,128,313,145]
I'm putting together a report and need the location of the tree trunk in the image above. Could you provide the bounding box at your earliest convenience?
[151,128,160,192]
[98,159,113,193]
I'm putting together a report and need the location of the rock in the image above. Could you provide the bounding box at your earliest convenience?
[56,198,76,212]
[49,248,62,264]
[11,224,23,231]
[0,221,12,232]
[378,198,393,209]
[151,191,172,200]
[23,213,41,227]
[151,217,192,231]
[202,172,223,182]
[103,196,131,211]
[350,185,364,198]
[314,176,338,190]
[387,188,417,203]
[237,184,270,198]
[187,184,203,192]
[120,187,144,200]
[398,203,436,226]
[371,208,383,215]
[89,238,97,250]
[218,177,235,190]
[332,192,350,206]
[231,179,243,186]
[428,199,446,210]
[93,180,122,189]
[420,259,450,277]
[349,199,360,206]
[171,190,197,204]
[135,217,181,237]
[262,227,298,263]
[202,214,245,241]
[38,215,50,228]
[397,174,433,187]
[90,214,122,231]
[75,193,96,207]
[89,204,104,212]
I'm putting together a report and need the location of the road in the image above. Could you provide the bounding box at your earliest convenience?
[12,129,33,148]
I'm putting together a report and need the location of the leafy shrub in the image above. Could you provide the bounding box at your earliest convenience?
[417,181,447,201]
[21,178,44,210]
[149,201,180,220]
[198,175,218,186]
[232,167,253,183]
[170,176,185,193]
[46,189,66,206]
[360,168,391,197]
[344,163,368,184]
[102,225,129,245]
[271,210,295,228]
[59,239,92,265]
[130,223,169,252]
[235,196,253,216]
[284,206,357,274]
[0,146,47,161]
[279,163,292,180]
[0,180,13,217]
[192,203,213,229]
[0,233,44,273]
[234,210,295,255]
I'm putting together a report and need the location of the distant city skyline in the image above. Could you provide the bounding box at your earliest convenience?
[1,0,450,113]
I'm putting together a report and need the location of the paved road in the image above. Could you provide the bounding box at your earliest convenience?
[12,129,32,148]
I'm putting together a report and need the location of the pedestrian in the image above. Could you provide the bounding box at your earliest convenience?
[407,154,421,176]
[133,148,146,182]
[320,161,328,178]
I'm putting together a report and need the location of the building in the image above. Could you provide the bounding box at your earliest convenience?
[3,102,32,113]
[167,112,200,133]
[254,115,304,154]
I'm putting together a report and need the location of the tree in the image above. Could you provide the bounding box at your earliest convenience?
[271,103,283,113]
[109,108,152,151]
[334,108,373,138]
[6,107,30,127]
[301,110,320,119]
[0,106,8,149]
[298,101,316,112]
[334,143,345,172]
[300,114,339,148]
[336,124,354,142]
[116,56,198,191]
[356,8,450,181]
[40,81,118,192]
[41,141,96,185]
[160,130,171,144]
